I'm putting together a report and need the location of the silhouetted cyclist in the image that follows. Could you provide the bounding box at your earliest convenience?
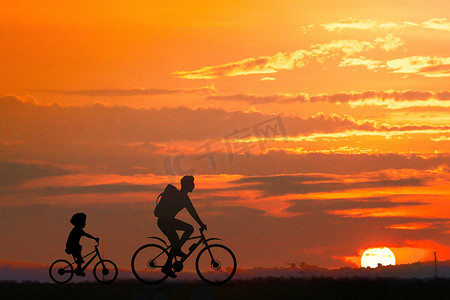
[154,175,207,278]
[65,213,99,276]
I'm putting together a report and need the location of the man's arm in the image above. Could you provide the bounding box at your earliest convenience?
[185,199,206,229]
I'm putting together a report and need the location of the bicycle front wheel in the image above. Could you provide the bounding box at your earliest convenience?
[49,259,74,284]
[93,259,118,284]
[196,244,237,285]
[131,244,169,284]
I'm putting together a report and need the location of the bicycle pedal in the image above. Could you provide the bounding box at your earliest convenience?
[172,261,184,272]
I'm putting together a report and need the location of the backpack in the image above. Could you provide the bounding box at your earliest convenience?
[154,184,180,217]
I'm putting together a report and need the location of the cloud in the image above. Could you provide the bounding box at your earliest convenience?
[173,36,400,79]
[420,18,450,32]
[0,161,71,187]
[208,90,450,109]
[339,57,382,70]
[284,197,426,214]
[321,18,377,32]
[8,94,449,147]
[386,56,450,77]
[172,52,306,79]
[4,147,450,180]
[34,85,215,97]
[2,95,284,143]
[374,34,404,51]
[27,183,162,197]
[321,17,450,33]
[300,24,314,34]
[231,173,426,196]
[386,222,435,230]
[169,151,450,176]
[2,95,450,177]
[309,39,376,58]
[0,95,375,145]
[431,136,450,142]
[208,93,308,104]
[274,128,450,144]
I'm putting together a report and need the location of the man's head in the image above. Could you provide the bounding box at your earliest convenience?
[181,175,195,192]
[70,212,86,228]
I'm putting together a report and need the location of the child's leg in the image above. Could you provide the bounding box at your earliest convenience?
[73,245,82,263]
[72,245,85,275]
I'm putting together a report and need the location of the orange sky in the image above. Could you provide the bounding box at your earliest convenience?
[0,1,449,272]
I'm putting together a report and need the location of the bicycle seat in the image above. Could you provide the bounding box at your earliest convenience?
[64,248,72,255]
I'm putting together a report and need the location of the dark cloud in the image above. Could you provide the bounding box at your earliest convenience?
[0,161,71,187]
[417,64,450,76]
[204,151,449,176]
[34,86,214,97]
[379,124,450,131]
[436,91,450,100]
[208,90,450,105]
[235,174,334,184]
[199,204,266,216]
[0,182,163,197]
[36,183,162,196]
[208,94,308,104]
[231,174,426,196]
[116,150,443,177]
[2,139,449,176]
[1,96,450,177]
[284,197,426,214]
[2,95,448,148]
[0,95,375,145]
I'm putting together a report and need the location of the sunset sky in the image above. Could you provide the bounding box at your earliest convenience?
[1,1,449,273]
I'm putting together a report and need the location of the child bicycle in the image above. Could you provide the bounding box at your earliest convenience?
[131,228,236,285]
[49,240,118,284]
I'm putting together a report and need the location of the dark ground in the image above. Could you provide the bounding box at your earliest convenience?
[1,277,449,300]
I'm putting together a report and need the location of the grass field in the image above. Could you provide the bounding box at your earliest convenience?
[1,277,449,300]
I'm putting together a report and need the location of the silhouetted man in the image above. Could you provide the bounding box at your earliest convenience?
[155,175,207,278]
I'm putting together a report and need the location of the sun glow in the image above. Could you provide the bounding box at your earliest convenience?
[361,247,396,268]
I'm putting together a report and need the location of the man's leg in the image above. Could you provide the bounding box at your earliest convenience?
[157,218,179,278]
[171,218,194,253]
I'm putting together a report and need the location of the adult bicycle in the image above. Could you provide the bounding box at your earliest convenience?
[131,228,236,285]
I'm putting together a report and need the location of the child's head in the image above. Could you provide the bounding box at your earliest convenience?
[70,212,87,228]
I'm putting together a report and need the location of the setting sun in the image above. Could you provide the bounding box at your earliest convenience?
[361,247,396,268]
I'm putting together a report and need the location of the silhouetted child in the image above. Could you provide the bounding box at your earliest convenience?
[65,212,99,276]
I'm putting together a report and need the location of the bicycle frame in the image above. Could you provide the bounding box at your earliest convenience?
[63,244,103,273]
[147,229,222,264]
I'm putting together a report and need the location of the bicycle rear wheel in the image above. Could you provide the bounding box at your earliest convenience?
[93,259,118,284]
[49,259,74,284]
[196,244,237,285]
[131,244,169,284]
